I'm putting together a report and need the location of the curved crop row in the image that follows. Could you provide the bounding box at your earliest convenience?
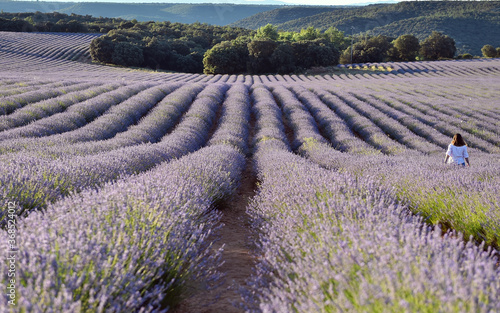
[0,144,245,312]
[290,85,381,155]
[334,90,442,154]
[311,86,411,155]
[0,83,227,223]
[0,80,86,115]
[0,83,150,145]
[0,82,117,132]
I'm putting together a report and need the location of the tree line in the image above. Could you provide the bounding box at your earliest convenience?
[93,22,500,74]
[203,24,500,74]
[2,11,498,74]
[0,11,122,33]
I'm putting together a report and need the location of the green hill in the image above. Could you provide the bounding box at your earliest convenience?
[231,1,500,55]
[0,1,281,25]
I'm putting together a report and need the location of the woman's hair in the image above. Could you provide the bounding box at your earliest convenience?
[451,133,467,147]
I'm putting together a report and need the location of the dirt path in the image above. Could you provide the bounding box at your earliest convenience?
[173,158,258,313]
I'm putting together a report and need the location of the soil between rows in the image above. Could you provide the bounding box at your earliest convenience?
[173,157,258,313]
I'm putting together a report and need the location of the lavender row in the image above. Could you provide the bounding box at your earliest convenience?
[409,96,500,148]
[251,84,290,148]
[269,84,356,172]
[333,90,443,154]
[0,79,64,97]
[0,80,85,115]
[289,85,380,155]
[0,82,115,132]
[242,139,500,312]
[0,83,227,222]
[382,93,499,153]
[368,78,500,124]
[0,83,181,154]
[441,100,500,131]
[311,86,412,155]
[0,83,151,146]
[271,85,330,150]
[0,31,100,62]
[354,93,454,149]
[207,83,251,154]
[0,144,245,312]
[35,83,205,157]
[386,80,500,135]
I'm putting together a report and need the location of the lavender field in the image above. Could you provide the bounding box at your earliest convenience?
[1,32,499,312]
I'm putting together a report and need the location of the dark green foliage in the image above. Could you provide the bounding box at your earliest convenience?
[247,39,279,74]
[203,40,249,74]
[290,39,339,69]
[89,36,115,64]
[270,43,296,74]
[89,22,252,73]
[324,27,350,51]
[497,48,500,57]
[0,17,33,32]
[420,31,456,60]
[457,53,473,60]
[0,11,122,33]
[231,1,500,56]
[481,44,498,58]
[340,35,393,64]
[255,24,279,41]
[111,42,144,67]
[391,34,420,61]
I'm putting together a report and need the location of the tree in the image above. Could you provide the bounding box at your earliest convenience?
[247,39,278,74]
[339,35,392,64]
[270,43,296,74]
[293,26,321,41]
[90,36,115,64]
[111,42,144,67]
[481,44,497,58]
[323,27,349,51]
[255,24,279,41]
[391,34,419,61]
[203,39,249,74]
[292,39,339,69]
[419,31,456,60]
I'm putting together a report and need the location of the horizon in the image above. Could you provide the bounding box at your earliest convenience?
[8,0,401,6]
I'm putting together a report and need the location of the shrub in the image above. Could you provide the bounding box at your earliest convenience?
[481,44,497,58]
[90,36,115,64]
[293,39,339,69]
[419,31,456,60]
[111,42,144,67]
[203,39,249,74]
[340,35,392,64]
[270,43,296,74]
[391,34,420,61]
[247,39,279,74]
[457,53,473,59]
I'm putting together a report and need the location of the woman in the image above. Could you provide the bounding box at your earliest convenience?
[444,133,470,166]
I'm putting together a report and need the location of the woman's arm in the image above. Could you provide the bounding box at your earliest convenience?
[444,154,450,164]
[465,157,470,167]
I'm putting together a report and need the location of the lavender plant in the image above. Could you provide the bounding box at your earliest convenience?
[0,144,246,312]
[242,139,500,313]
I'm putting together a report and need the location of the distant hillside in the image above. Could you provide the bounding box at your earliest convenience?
[231,1,500,55]
[230,6,337,29]
[0,1,281,25]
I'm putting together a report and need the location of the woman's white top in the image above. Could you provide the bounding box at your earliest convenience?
[446,144,469,164]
